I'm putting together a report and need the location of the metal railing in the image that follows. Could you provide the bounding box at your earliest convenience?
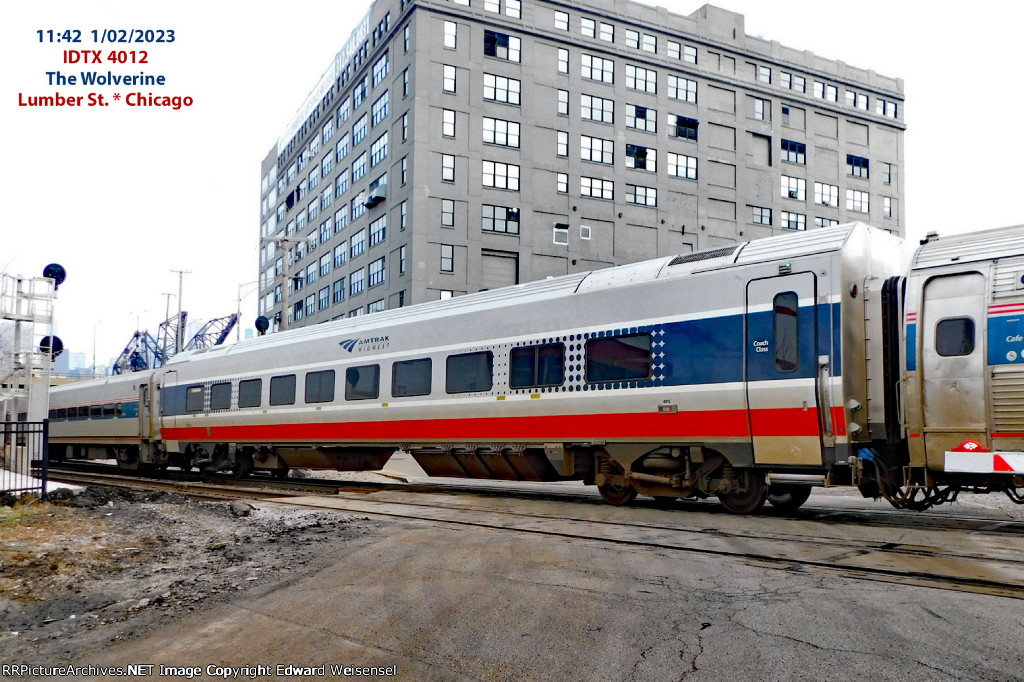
[1,419,48,498]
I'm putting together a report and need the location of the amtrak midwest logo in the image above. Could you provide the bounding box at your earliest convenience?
[338,335,391,352]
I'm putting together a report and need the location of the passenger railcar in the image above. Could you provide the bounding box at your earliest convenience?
[47,223,1024,513]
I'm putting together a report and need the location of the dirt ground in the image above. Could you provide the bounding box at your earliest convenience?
[0,486,379,666]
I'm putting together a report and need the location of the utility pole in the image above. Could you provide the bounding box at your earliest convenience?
[170,269,190,353]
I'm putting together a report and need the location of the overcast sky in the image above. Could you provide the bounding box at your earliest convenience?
[3,0,1021,366]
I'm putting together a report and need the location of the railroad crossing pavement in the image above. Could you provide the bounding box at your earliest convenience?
[71,491,1024,681]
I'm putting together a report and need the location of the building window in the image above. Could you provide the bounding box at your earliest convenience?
[752,206,771,225]
[336,133,350,162]
[368,299,385,314]
[399,244,407,274]
[847,154,870,178]
[599,22,614,42]
[401,112,408,141]
[555,11,569,31]
[846,90,869,110]
[781,175,806,201]
[754,97,770,121]
[482,204,520,234]
[369,257,386,287]
[401,157,408,184]
[581,94,614,124]
[350,228,366,258]
[444,20,457,49]
[440,244,454,272]
[627,105,656,133]
[883,162,894,185]
[318,286,330,311]
[404,24,410,52]
[353,78,367,108]
[667,75,697,103]
[353,113,367,145]
[352,152,367,181]
[814,182,838,207]
[814,81,839,102]
[671,115,698,140]
[626,184,657,207]
[484,30,520,62]
[780,211,806,231]
[553,224,569,245]
[322,119,334,145]
[556,172,568,194]
[625,144,656,171]
[557,89,569,116]
[781,139,806,164]
[442,109,456,137]
[442,154,455,182]
[482,160,520,190]
[305,263,317,286]
[400,200,407,229]
[757,65,771,84]
[581,54,614,84]
[581,17,595,38]
[883,196,894,218]
[666,152,697,180]
[558,48,569,74]
[815,217,839,229]
[846,189,870,213]
[442,64,456,93]
[402,68,409,97]
[684,44,697,64]
[335,208,348,232]
[581,176,613,200]
[334,243,347,267]
[371,91,389,127]
[876,98,898,118]
[337,97,351,123]
[483,73,521,105]
[442,199,455,227]
[305,294,316,317]
[439,290,454,300]
[351,197,365,221]
[482,117,520,147]
[642,34,657,54]
[332,278,345,304]
[556,131,568,157]
[319,253,331,277]
[370,133,388,166]
[350,268,365,296]
[626,64,656,93]
[626,29,640,49]
[336,169,349,197]
[369,215,387,246]
[372,53,389,87]
[581,135,613,165]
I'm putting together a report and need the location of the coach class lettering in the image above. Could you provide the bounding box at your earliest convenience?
[753,339,769,352]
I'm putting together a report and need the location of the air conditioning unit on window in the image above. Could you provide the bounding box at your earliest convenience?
[364,183,387,207]
[788,190,799,199]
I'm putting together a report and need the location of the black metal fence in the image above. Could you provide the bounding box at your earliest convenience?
[1,419,49,498]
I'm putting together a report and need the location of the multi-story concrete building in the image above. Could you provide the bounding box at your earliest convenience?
[258,0,905,329]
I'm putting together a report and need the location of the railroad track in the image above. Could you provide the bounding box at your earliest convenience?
[49,465,1024,601]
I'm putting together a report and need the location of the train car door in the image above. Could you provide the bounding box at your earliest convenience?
[919,272,987,460]
[745,273,825,466]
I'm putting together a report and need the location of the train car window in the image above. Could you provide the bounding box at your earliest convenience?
[238,379,262,408]
[116,403,124,416]
[56,408,67,420]
[510,343,565,388]
[773,292,799,372]
[392,358,432,397]
[89,405,102,417]
[446,351,494,393]
[48,409,57,419]
[586,334,652,382]
[185,385,205,413]
[346,365,380,400]
[936,317,975,357]
[102,405,116,417]
[210,382,232,410]
[305,370,336,403]
[78,406,90,419]
[270,375,297,406]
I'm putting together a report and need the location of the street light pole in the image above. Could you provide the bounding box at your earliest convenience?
[170,269,190,353]
[236,279,260,342]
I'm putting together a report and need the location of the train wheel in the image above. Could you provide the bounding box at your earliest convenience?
[598,482,638,506]
[114,446,140,471]
[767,484,812,512]
[232,455,254,479]
[717,470,767,514]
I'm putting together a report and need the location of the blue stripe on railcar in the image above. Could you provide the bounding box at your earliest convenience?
[906,323,917,371]
[988,315,1024,365]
